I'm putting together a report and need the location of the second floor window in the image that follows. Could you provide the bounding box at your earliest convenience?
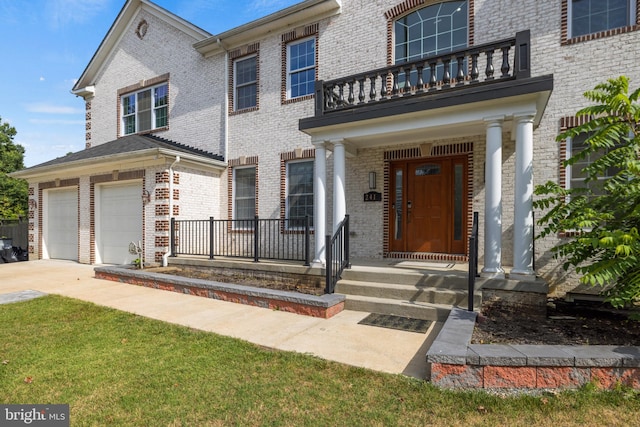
[121,83,168,135]
[234,56,257,110]
[394,1,468,83]
[395,1,468,63]
[287,37,316,99]
[569,0,634,38]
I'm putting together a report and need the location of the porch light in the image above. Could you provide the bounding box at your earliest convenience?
[369,171,376,190]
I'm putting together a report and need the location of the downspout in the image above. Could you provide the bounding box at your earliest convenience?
[162,155,181,267]
[218,37,229,162]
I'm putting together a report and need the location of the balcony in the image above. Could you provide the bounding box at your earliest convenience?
[300,30,553,134]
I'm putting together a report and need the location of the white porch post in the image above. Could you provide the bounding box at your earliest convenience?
[333,139,346,233]
[511,113,536,279]
[482,117,505,278]
[312,141,327,266]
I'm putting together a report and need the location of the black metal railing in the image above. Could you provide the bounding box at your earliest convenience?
[325,215,350,294]
[171,216,311,265]
[314,31,530,117]
[467,211,480,312]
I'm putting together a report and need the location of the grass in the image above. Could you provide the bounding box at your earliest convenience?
[1,295,639,426]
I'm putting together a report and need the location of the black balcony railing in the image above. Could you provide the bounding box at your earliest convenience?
[314,31,531,117]
[325,215,350,294]
[171,216,311,265]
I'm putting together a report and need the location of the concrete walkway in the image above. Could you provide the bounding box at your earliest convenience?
[0,260,440,379]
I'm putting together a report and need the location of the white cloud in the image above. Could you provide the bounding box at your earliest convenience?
[25,103,84,115]
[46,0,111,28]
[28,119,85,125]
[52,144,79,152]
[39,76,45,81]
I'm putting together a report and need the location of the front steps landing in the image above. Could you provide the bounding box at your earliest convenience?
[336,260,548,320]
[336,261,479,321]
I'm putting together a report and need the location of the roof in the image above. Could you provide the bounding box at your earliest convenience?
[194,0,342,56]
[73,0,212,94]
[12,134,225,180]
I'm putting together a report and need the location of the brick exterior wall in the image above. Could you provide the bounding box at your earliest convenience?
[219,0,640,295]
[24,0,640,295]
[87,9,225,155]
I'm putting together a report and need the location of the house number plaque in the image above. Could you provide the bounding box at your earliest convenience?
[364,191,382,202]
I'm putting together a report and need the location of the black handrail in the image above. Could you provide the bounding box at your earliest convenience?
[325,215,350,294]
[170,216,311,265]
[468,211,480,312]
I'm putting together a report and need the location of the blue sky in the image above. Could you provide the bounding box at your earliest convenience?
[0,0,299,167]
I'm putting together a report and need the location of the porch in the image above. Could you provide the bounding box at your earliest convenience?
[162,254,548,320]
[299,30,553,282]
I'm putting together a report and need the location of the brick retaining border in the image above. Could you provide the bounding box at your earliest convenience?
[427,308,640,390]
[94,266,345,319]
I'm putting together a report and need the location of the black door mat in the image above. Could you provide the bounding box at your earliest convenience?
[358,313,432,333]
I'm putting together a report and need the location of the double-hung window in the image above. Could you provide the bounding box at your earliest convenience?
[394,1,468,84]
[233,167,256,226]
[569,0,635,38]
[286,160,314,228]
[121,83,168,135]
[567,132,622,195]
[287,37,316,99]
[234,56,257,110]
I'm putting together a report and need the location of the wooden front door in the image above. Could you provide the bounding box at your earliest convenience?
[389,156,467,254]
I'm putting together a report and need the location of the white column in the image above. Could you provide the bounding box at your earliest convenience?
[482,117,505,278]
[312,141,327,266]
[333,140,346,233]
[511,113,536,280]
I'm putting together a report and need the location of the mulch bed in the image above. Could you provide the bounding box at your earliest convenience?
[472,299,640,346]
[156,267,325,296]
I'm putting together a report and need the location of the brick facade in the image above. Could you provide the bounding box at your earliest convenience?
[20,0,640,295]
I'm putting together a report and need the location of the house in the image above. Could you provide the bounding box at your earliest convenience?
[12,0,640,298]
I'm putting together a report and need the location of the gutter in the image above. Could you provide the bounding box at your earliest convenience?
[162,155,181,267]
[10,148,226,181]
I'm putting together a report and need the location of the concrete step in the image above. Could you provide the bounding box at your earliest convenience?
[340,267,469,289]
[343,294,452,321]
[335,279,482,307]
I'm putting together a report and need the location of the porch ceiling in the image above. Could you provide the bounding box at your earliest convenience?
[299,75,553,150]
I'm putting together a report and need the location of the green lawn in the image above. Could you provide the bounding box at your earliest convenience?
[0,295,638,426]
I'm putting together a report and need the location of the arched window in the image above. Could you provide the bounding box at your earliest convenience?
[395,1,468,64]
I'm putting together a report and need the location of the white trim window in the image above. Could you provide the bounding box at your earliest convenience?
[569,0,635,38]
[121,83,168,135]
[395,1,468,63]
[234,55,257,110]
[287,37,316,99]
[286,160,314,228]
[394,1,468,84]
[567,133,622,195]
[233,166,256,222]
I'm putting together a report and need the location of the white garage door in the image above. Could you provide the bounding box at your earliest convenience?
[46,188,78,261]
[99,183,142,265]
